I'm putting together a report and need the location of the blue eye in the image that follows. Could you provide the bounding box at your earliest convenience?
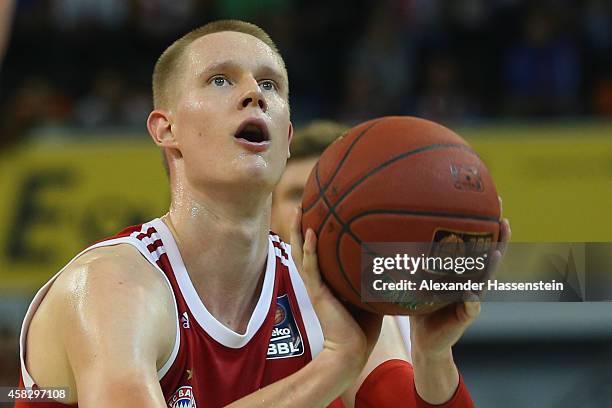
[211,76,230,87]
[259,80,277,91]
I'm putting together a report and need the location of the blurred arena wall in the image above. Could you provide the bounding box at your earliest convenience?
[2,123,612,291]
[1,0,612,406]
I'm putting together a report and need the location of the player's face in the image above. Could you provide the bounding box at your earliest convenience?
[271,156,318,240]
[172,31,291,193]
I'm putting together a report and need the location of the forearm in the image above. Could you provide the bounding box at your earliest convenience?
[0,0,15,63]
[412,348,458,404]
[226,349,359,408]
[76,372,167,408]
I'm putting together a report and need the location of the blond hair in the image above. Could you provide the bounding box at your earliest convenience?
[152,20,285,109]
[290,120,348,161]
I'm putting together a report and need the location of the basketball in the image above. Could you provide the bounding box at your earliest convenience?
[301,116,501,315]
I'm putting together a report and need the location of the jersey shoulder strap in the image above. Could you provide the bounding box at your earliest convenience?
[19,220,181,389]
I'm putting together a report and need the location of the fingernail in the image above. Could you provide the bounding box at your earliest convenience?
[307,228,317,245]
[465,302,480,318]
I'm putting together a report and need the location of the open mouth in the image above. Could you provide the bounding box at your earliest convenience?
[234,120,270,144]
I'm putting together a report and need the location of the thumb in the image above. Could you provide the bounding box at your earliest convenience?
[289,206,304,267]
[458,301,481,323]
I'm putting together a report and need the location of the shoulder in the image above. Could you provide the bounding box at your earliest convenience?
[58,244,176,358]
[33,243,175,361]
[34,241,176,334]
[53,243,173,307]
[26,243,176,398]
[55,243,175,334]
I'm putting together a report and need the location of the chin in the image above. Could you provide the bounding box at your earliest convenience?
[233,160,278,191]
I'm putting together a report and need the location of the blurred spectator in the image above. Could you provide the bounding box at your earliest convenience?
[74,70,151,128]
[271,120,348,241]
[583,0,612,51]
[583,0,612,116]
[1,76,71,147]
[1,0,611,132]
[74,70,124,128]
[120,85,152,127]
[416,55,479,123]
[341,3,415,122]
[135,0,198,36]
[447,0,491,30]
[51,0,129,31]
[403,0,444,31]
[215,0,294,20]
[594,76,612,117]
[503,7,581,116]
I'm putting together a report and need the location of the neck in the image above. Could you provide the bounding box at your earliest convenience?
[163,185,272,334]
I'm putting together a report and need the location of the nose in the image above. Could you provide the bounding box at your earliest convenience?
[238,86,268,113]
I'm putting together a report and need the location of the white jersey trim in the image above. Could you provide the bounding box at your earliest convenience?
[394,316,411,355]
[284,242,325,358]
[151,218,277,349]
[19,227,181,389]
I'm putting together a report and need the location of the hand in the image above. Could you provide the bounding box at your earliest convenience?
[410,217,511,358]
[290,207,383,375]
[410,217,510,404]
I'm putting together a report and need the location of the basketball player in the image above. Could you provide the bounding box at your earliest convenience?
[271,120,347,242]
[17,20,510,407]
[271,120,414,406]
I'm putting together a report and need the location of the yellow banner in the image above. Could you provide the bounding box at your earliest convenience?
[0,139,169,291]
[464,123,612,243]
[1,124,611,291]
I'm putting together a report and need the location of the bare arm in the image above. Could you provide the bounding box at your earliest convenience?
[225,349,361,408]
[56,245,175,407]
[0,0,15,65]
[412,218,510,402]
[409,303,474,404]
[225,219,510,407]
[341,316,409,407]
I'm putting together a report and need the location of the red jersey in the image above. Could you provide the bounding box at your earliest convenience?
[17,218,341,408]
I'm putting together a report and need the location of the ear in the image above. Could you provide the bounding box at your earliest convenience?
[147,109,177,149]
[287,121,294,159]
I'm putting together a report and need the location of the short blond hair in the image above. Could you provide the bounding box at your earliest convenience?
[290,120,348,161]
[152,20,285,109]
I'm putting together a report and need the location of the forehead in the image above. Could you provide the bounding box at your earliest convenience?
[183,31,286,78]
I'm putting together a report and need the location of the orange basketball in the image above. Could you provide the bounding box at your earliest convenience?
[301,116,501,315]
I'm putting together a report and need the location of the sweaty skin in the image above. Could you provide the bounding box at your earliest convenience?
[23,28,510,407]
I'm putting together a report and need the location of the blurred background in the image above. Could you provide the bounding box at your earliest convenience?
[0,0,611,407]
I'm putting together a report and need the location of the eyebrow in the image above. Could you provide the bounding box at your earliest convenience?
[198,61,240,79]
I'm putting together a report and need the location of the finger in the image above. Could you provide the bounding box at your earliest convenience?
[458,301,481,323]
[485,247,503,282]
[498,195,503,216]
[290,206,304,267]
[498,218,511,255]
[351,308,383,352]
[301,228,323,288]
[500,218,511,242]
[410,302,459,332]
